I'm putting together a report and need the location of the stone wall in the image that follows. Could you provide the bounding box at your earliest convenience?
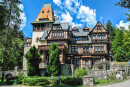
[88,70,113,79]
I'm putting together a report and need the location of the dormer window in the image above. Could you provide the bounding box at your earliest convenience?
[72,27,78,32]
[83,26,89,32]
[73,30,78,32]
[47,10,50,13]
[97,26,101,30]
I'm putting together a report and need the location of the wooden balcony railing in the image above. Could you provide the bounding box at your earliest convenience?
[92,39,108,43]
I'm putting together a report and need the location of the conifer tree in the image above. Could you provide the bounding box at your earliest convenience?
[48,43,61,76]
[25,46,41,76]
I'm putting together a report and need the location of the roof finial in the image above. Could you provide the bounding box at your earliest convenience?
[103,19,105,27]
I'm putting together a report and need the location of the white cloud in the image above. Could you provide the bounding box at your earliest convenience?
[19,4,27,30]
[116,20,130,30]
[64,0,81,13]
[61,11,73,24]
[77,5,96,27]
[61,11,82,28]
[53,0,62,6]
[72,22,83,28]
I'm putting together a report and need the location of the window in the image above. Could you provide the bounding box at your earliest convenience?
[101,46,104,51]
[72,47,75,52]
[84,29,89,32]
[82,37,86,40]
[102,35,105,39]
[47,10,50,13]
[83,46,89,51]
[97,26,101,30]
[42,11,44,13]
[37,38,39,42]
[55,25,60,28]
[98,35,101,39]
[74,56,80,65]
[95,46,97,51]
[74,38,79,41]
[95,46,104,51]
[39,19,48,21]
[73,30,78,32]
[71,46,77,52]
[62,32,64,36]
[85,59,89,64]
[92,35,95,39]
[55,32,57,36]
[60,32,61,36]
[52,32,54,36]
[98,46,100,51]
[87,36,89,40]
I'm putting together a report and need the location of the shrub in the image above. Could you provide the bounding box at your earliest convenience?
[109,74,116,80]
[74,68,88,78]
[17,72,25,84]
[6,77,14,85]
[61,77,82,85]
[22,77,50,86]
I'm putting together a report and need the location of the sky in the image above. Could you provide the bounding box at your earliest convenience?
[3,0,130,38]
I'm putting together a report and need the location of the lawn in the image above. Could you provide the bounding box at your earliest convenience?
[95,79,115,85]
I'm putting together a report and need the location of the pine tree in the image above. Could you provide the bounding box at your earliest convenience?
[25,46,41,76]
[0,0,25,81]
[111,28,126,61]
[48,43,61,76]
[106,20,115,40]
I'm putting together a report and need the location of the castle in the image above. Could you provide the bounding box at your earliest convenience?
[23,4,111,73]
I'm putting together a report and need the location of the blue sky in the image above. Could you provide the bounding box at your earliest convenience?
[20,0,130,38]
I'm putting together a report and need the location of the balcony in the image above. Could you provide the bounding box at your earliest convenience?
[92,39,108,43]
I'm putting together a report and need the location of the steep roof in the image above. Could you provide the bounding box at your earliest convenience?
[43,4,52,8]
[61,22,69,30]
[72,27,93,37]
[53,19,60,24]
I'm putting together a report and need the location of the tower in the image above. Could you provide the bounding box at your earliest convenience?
[31,4,54,47]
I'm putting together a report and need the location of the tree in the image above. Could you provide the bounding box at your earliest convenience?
[106,20,115,40]
[116,0,130,9]
[25,46,41,76]
[48,43,61,76]
[123,27,130,51]
[0,0,24,82]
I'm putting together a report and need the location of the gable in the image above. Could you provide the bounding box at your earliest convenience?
[89,22,109,34]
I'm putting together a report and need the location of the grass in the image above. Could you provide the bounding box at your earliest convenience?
[95,79,115,85]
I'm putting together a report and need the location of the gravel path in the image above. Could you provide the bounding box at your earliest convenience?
[96,79,130,87]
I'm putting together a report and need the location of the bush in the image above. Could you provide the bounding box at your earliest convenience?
[74,68,88,78]
[22,77,50,86]
[61,77,82,85]
[6,77,14,85]
[109,74,116,80]
[17,72,25,84]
